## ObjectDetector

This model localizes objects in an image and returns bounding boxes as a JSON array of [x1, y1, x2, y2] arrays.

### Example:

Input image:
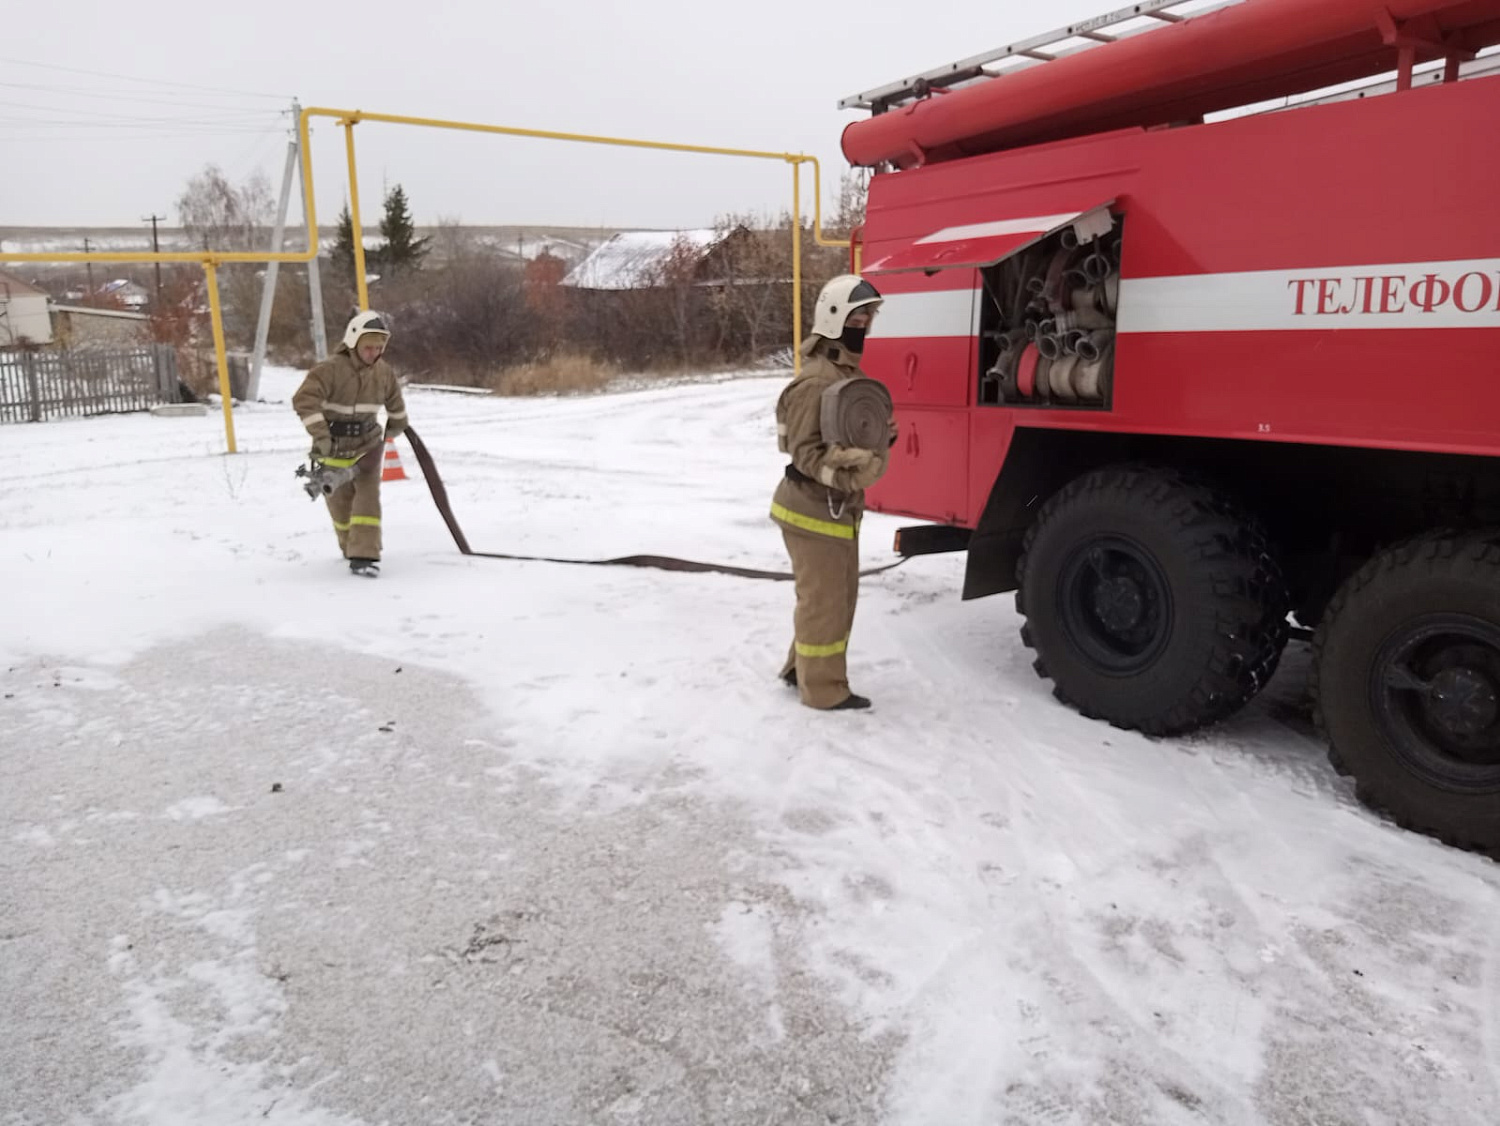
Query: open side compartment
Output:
[[976, 208, 1122, 410]]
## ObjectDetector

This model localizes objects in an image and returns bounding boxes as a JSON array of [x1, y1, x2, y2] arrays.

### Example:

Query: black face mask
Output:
[[839, 324, 867, 354]]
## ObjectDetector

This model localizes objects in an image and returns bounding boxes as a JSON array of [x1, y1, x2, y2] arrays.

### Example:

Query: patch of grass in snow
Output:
[[486, 350, 621, 396]]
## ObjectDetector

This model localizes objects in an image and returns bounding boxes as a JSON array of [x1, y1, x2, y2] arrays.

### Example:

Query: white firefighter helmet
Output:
[[341, 310, 392, 352], [811, 274, 882, 340]]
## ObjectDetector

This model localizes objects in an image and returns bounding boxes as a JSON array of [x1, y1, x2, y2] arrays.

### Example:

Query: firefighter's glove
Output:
[[822, 445, 885, 491], [848, 452, 887, 491], [312, 436, 333, 457], [824, 445, 877, 470]]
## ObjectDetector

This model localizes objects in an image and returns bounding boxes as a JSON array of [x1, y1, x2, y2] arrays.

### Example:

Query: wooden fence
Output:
[[0, 346, 181, 423]]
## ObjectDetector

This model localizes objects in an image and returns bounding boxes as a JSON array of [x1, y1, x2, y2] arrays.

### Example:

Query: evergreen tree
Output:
[[379, 184, 431, 275], [331, 201, 357, 280]]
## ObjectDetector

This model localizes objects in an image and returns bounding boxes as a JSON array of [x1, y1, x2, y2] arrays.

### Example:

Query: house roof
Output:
[[561, 229, 722, 290], [490, 234, 594, 263], [49, 303, 150, 321], [0, 270, 48, 299]]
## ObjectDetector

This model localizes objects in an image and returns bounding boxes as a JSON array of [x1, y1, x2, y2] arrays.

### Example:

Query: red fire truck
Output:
[[847, 0, 1500, 853]]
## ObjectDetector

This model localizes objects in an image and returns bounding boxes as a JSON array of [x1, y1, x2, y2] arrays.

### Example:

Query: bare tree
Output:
[[382, 249, 536, 384], [708, 215, 793, 360], [176, 164, 273, 252], [828, 168, 869, 238], [430, 215, 473, 268], [645, 235, 714, 367]]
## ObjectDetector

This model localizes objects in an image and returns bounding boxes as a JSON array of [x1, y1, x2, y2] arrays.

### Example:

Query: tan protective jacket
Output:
[[770, 336, 890, 537], [292, 349, 408, 460]]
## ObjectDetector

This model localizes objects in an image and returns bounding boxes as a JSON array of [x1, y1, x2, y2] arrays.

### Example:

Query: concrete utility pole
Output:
[[250, 99, 328, 395], [249, 130, 298, 401], [142, 214, 166, 306], [295, 101, 328, 361]]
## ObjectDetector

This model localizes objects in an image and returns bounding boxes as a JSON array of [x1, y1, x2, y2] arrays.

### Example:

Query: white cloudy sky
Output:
[[2, 0, 1142, 231]]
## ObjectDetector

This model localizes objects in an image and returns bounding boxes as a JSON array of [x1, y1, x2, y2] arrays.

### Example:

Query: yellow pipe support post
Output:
[[804, 156, 861, 270], [308, 107, 811, 167], [0, 123, 322, 455], [342, 118, 371, 312], [807, 158, 849, 250], [302, 108, 854, 377], [202, 261, 238, 454], [0, 106, 853, 452], [792, 160, 803, 376]]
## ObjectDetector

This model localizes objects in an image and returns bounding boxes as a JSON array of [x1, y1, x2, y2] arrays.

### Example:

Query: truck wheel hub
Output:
[[1093, 577, 1144, 633], [1375, 619, 1500, 772], [1056, 538, 1173, 674], [1427, 666, 1497, 738]]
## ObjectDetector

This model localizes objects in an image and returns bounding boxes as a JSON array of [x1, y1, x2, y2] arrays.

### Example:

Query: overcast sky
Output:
[[1, 0, 1138, 235]]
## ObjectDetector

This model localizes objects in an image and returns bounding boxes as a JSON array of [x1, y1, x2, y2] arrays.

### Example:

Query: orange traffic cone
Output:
[[381, 439, 408, 482]]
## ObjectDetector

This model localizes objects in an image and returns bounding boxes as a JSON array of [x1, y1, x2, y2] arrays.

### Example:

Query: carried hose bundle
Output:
[[820, 377, 894, 451]]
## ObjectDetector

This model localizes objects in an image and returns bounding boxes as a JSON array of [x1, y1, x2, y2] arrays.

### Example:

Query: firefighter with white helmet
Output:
[[292, 310, 409, 578], [770, 273, 895, 710]]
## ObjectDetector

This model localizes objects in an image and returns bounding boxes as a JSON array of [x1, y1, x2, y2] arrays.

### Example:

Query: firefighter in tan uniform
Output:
[[293, 311, 409, 578], [772, 275, 894, 710]]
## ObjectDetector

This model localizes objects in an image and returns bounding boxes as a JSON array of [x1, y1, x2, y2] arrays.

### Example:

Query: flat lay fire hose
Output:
[[402, 422, 907, 582]]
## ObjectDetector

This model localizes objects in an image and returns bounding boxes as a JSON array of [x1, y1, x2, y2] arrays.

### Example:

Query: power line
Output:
[[0, 112, 283, 131], [0, 56, 291, 100], [0, 110, 284, 128], [0, 95, 276, 116], [0, 78, 281, 110], [0, 127, 288, 141], [0, 125, 285, 135]]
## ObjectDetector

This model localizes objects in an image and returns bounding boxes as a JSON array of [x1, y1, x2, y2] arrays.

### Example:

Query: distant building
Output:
[[98, 279, 151, 310], [524, 250, 570, 318], [496, 235, 593, 266], [561, 229, 729, 291], [49, 304, 150, 351], [0, 270, 54, 347]]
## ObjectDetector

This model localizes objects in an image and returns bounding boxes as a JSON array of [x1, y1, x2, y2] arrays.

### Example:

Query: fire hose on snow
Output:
[[296, 378, 908, 583]]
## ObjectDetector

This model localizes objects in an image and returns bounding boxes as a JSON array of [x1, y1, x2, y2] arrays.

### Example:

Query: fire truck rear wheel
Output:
[[1016, 465, 1289, 736], [1313, 531, 1500, 856]]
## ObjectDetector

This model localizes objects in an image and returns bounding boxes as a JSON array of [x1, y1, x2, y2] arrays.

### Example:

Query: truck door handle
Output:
[[905, 352, 918, 392]]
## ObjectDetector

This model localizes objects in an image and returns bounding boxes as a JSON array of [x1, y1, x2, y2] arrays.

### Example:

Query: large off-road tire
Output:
[[1016, 465, 1289, 736], [1312, 531, 1500, 855]]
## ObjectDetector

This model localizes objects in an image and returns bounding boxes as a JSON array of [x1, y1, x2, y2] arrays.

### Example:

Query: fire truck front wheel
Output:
[[1313, 531, 1500, 855], [1016, 465, 1289, 736]]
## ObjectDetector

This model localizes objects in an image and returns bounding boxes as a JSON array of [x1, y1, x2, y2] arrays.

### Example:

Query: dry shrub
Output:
[[487, 351, 620, 396]]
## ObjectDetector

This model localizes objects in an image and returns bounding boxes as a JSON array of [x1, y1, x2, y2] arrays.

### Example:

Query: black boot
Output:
[[829, 693, 871, 711], [349, 558, 380, 578], [781, 669, 798, 688]]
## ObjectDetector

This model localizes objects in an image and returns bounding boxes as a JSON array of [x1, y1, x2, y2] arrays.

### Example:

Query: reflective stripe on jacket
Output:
[[292, 349, 408, 458]]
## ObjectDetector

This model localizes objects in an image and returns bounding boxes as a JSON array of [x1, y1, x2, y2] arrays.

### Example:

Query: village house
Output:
[[0, 270, 54, 348]]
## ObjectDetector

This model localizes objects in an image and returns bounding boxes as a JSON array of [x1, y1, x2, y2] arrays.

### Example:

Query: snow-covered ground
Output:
[[3, 367, 1497, 1126]]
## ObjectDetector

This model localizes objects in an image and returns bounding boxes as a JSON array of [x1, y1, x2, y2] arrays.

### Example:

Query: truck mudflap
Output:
[[893, 524, 973, 556]]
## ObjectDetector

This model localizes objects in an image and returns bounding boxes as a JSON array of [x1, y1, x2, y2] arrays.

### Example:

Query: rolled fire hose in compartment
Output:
[[979, 211, 1121, 408]]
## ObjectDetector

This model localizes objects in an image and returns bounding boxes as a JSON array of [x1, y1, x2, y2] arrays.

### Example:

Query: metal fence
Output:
[[0, 345, 181, 423]]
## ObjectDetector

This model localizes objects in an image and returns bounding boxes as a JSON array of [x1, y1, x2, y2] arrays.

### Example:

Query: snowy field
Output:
[[3, 367, 1498, 1126]]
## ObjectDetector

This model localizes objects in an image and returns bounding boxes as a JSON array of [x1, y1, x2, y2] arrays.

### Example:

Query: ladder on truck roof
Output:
[[1259, 48, 1500, 111], [838, 0, 1243, 113]]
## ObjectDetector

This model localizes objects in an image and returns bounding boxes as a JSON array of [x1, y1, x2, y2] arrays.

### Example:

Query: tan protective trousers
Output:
[[326, 454, 383, 560], [778, 523, 861, 709]]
